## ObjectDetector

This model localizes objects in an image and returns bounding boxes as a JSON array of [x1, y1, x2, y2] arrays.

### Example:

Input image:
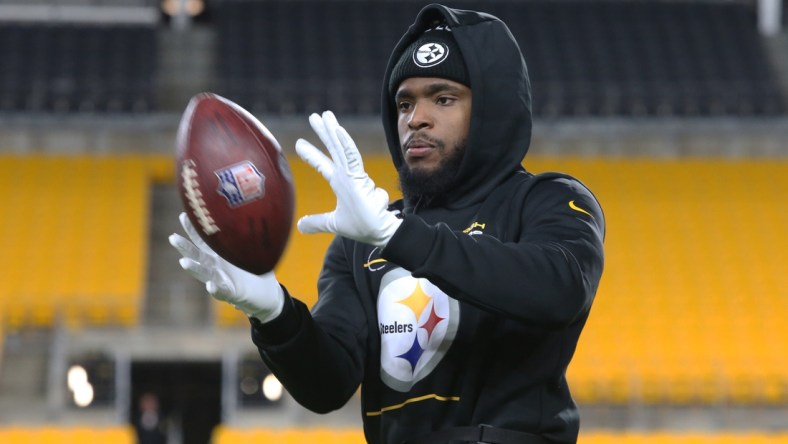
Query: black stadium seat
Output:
[[0, 23, 157, 113], [0, 1, 781, 117], [215, 0, 786, 117]]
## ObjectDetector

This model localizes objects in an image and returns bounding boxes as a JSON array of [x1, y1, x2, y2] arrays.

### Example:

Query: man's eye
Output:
[[398, 102, 412, 111], [437, 97, 455, 105]]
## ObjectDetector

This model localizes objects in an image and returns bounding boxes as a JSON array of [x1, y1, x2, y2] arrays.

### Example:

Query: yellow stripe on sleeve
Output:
[[365, 393, 460, 417]]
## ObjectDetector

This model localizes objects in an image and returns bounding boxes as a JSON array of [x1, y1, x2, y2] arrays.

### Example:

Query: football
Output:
[[175, 93, 295, 275]]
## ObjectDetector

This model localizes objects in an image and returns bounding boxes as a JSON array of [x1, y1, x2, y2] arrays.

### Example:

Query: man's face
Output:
[[395, 77, 472, 174]]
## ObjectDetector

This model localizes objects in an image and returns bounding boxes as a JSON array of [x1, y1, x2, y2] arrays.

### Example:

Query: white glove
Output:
[[295, 110, 402, 247], [168, 212, 285, 323]]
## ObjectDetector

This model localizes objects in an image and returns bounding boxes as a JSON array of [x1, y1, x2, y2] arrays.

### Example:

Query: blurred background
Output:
[[0, 0, 786, 443]]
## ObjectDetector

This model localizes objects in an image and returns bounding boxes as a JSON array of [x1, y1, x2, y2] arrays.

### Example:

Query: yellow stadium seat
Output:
[[560, 158, 788, 405], [210, 428, 788, 444], [0, 155, 152, 328], [218, 157, 788, 404], [580, 431, 788, 444], [0, 426, 134, 444], [11, 154, 774, 405], [211, 426, 367, 444]]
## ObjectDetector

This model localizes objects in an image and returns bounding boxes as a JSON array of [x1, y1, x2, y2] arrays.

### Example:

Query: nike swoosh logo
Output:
[[569, 200, 594, 218]]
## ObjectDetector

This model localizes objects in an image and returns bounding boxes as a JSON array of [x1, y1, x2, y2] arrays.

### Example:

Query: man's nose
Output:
[[408, 104, 432, 130]]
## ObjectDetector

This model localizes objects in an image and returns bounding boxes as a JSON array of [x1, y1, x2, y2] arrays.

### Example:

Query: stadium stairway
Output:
[[156, 22, 216, 113], [142, 184, 210, 327], [763, 31, 788, 106], [0, 329, 51, 423]]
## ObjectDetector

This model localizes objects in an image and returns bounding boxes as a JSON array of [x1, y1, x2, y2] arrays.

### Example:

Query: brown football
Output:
[[175, 93, 295, 275]]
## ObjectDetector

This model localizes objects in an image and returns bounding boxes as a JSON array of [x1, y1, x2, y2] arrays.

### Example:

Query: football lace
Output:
[[182, 160, 220, 235]]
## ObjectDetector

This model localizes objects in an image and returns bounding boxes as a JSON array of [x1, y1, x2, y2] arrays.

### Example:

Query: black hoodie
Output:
[[382, 4, 533, 211], [251, 4, 605, 444]]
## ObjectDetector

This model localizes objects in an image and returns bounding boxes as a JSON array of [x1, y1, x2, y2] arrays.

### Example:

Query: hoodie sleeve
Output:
[[250, 237, 367, 413], [381, 177, 605, 327]]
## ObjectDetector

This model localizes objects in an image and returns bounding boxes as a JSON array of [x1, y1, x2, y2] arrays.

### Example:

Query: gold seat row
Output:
[[1, 155, 784, 405]]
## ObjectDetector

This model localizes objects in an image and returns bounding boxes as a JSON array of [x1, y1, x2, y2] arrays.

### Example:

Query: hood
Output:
[[382, 3, 532, 209]]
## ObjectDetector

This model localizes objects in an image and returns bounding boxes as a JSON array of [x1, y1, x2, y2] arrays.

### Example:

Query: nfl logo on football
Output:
[[215, 161, 266, 207]]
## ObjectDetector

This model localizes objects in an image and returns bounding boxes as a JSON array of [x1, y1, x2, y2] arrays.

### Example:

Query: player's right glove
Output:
[[169, 212, 285, 323], [296, 110, 402, 247]]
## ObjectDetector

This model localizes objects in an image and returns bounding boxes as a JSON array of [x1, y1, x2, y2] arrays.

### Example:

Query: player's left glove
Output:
[[295, 110, 402, 247]]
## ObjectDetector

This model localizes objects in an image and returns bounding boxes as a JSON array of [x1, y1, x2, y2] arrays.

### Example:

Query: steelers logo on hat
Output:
[[388, 28, 469, 95], [413, 42, 449, 68]]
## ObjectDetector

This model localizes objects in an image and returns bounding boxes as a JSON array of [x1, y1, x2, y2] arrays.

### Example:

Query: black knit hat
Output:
[[388, 27, 470, 96]]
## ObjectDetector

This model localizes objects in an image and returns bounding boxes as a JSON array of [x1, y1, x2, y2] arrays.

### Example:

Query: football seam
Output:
[[182, 159, 221, 235], [225, 100, 288, 185]]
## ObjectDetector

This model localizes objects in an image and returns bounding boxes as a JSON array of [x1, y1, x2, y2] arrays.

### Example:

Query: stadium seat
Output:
[[211, 427, 367, 444], [219, 157, 788, 406], [214, 0, 785, 117], [0, 23, 156, 113], [211, 428, 788, 444], [0, 426, 134, 444], [581, 432, 788, 444], [553, 158, 788, 405], [0, 155, 156, 328]]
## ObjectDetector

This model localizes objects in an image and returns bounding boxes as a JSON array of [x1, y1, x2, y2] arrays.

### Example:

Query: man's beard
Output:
[[397, 137, 466, 208]]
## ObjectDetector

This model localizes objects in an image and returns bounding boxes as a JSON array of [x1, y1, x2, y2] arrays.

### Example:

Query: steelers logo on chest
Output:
[[377, 268, 460, 392]]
